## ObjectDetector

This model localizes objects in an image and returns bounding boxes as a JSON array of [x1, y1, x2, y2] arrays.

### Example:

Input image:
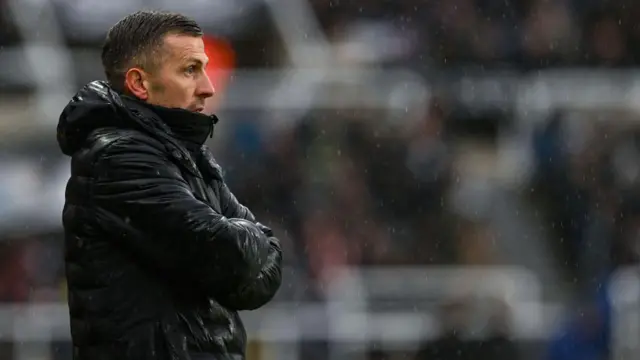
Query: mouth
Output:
[[193, 107, 205, 113]]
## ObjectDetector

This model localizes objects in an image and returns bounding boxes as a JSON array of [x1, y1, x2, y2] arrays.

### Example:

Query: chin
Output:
[[204, 100, 218, 114]]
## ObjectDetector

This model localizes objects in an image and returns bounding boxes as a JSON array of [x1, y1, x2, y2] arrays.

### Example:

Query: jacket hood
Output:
[[57, 80, 218, 156], [57, 81, 135, 155]]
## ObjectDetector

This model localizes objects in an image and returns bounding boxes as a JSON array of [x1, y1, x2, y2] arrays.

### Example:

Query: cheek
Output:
[[164, 77, 192, 106], [150, 73, 198, 108], [173, 76, 197, 95], [148, 81, 166, 97]]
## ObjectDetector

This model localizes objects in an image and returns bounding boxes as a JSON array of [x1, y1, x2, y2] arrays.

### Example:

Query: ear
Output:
[[124, 68, 150, 100]]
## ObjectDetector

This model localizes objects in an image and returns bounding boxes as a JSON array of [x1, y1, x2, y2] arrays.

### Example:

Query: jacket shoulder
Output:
[[88, 127, 163, 153], [71, 128, 165, 175]]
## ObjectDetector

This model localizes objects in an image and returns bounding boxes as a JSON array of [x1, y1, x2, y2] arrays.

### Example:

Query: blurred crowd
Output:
[[312, 0, 640, 69], [226, 103, 456, 281], [1, 0, 640, 360], [2, 0, 640, 69]]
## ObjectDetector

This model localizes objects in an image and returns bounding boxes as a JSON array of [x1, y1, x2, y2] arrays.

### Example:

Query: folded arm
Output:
[[214, 182, 283, 310], [90, 135, 271, 293]]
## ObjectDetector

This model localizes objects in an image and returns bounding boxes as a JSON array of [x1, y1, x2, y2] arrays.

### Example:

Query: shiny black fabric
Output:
[[57, 81, 282, 360]]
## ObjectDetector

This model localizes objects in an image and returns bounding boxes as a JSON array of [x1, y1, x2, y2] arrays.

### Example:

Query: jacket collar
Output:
[[57, 80, 219, 156], [122, 96, 218, 146]]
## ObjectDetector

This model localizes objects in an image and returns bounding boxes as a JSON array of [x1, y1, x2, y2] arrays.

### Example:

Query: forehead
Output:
[[160, 34, 207, 62]]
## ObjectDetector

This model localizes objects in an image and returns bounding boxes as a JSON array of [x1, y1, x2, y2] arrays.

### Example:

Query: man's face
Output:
[[141, 34, 214, 112]]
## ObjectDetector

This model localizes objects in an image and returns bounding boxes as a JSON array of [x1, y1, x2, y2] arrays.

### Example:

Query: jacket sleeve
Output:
[[217, 236, 282, 310], [218, 181, 257, 222], [215, 182, 283, 310], [90, 135, 271, 293]]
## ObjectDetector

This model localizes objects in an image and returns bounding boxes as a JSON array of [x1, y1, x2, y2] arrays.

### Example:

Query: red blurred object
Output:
[[203, 35, 236, 113], [0, 243, 29, 302]]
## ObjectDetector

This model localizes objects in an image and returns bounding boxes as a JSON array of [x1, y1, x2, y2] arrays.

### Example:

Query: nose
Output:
[[197, 73, 215, 99]]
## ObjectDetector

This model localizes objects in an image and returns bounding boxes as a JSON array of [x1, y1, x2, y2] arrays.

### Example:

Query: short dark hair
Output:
[[101, 10, 203, 92]]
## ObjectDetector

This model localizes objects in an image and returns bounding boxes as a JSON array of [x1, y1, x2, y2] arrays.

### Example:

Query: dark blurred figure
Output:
[[475, 299, 519, 360], [547, 296, 610, 360], [532, 112, 640, 291], [416, 298, 519, 360], [367, 347, 391, 360], [415, 299, 474, 360], [0, 240, 28, 303]]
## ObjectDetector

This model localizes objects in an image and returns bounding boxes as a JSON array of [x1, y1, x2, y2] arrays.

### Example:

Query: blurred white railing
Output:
[[0, 266, 553, 360], [10, 264, 640, 360]]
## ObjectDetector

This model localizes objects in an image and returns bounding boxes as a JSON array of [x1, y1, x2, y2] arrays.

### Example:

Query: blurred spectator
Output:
[[0, 240, 29, 303], [416, 297, 519, 360], [531, 111, 640, 291], [547, 290, 611, 360], [476, 299, 519, 360], [415, 299, 475, 360]]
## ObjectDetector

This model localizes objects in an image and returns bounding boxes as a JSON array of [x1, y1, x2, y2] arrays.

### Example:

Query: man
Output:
[[56, 11, 282, 360]]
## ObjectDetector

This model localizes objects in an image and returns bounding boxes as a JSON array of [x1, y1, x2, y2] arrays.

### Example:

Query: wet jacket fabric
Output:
[[57, 80, 282, 360]]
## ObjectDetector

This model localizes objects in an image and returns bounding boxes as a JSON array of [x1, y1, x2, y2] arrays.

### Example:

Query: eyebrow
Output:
[[184, 57, 209, 67]]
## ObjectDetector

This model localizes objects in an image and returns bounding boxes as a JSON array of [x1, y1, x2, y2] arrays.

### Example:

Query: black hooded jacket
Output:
[[57, 81, 282, 360]]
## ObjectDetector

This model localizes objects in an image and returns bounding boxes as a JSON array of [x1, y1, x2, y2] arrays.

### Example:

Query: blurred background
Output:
[[1, 0, 640, 359]]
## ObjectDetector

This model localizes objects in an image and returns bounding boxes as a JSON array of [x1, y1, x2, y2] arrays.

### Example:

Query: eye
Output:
[[185, 65, 197, 75]]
